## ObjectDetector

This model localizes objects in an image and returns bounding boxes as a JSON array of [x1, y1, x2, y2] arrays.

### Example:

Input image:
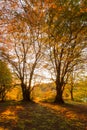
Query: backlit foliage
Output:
[[0, 0, 87, 103]]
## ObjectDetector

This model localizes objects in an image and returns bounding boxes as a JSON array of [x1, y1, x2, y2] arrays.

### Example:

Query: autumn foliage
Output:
[[0, 0, 87, 103]]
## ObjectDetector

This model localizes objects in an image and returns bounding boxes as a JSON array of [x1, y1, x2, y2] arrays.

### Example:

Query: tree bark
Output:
[[70, 85, 74, 101], [54, 82, 64, 104], [21, 83, 31, 102]]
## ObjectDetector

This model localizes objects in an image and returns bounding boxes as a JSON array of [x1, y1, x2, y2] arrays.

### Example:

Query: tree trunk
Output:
[[21, 83, 31, 102], [70, 86, 74, 101], [54, 82, 64, 104], [0, 87, 5, 102]]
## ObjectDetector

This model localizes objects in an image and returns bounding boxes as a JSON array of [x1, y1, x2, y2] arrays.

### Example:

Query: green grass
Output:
[[0, 101, 87, 130]]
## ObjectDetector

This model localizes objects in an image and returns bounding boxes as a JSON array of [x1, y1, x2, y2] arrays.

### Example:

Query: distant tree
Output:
[[68, 72, 75, 101], [0, 60, 12, 101]]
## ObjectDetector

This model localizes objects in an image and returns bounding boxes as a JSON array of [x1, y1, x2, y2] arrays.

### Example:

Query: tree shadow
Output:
[[39, 101, 87, 125], [0, 100, 86, 130], [62, 102, 87, 115]]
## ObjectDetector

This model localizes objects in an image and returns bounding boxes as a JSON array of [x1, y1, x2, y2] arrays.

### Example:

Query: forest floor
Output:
[[0, 100, 87, 130]]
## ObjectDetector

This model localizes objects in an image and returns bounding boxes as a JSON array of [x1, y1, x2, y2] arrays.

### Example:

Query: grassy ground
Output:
[[0, 100, 87, 130]]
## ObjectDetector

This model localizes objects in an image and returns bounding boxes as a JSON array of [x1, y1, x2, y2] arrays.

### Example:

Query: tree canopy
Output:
[[0, 0, 87, 103]]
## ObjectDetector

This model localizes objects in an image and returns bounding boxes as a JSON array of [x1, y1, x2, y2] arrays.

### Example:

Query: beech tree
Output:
[[45, 0, 87, 103], [0, 0, 44, 101]]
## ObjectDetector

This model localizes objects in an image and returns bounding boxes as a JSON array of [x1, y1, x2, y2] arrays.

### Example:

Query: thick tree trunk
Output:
[[54, 82, 64, 104], [21, 83, 31, 102]]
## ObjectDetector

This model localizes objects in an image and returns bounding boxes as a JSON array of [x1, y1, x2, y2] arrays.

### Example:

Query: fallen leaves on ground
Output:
[[0, 101, 87, 130]]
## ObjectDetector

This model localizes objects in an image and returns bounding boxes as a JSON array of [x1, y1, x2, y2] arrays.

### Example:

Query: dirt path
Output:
[[0, 101, 87, 130]]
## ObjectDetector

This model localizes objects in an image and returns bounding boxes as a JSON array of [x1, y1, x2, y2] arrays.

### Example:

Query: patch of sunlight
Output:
[[1, 109, 17, 120], [2, 109, 15, 115], [65, 111, 77, 119], [16, 106, 24, 110], [0, 127, 8, 130], [39, 102, 63, 112]]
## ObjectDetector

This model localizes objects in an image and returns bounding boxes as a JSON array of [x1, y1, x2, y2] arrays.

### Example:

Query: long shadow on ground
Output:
[[0, 101, 86, 130]]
